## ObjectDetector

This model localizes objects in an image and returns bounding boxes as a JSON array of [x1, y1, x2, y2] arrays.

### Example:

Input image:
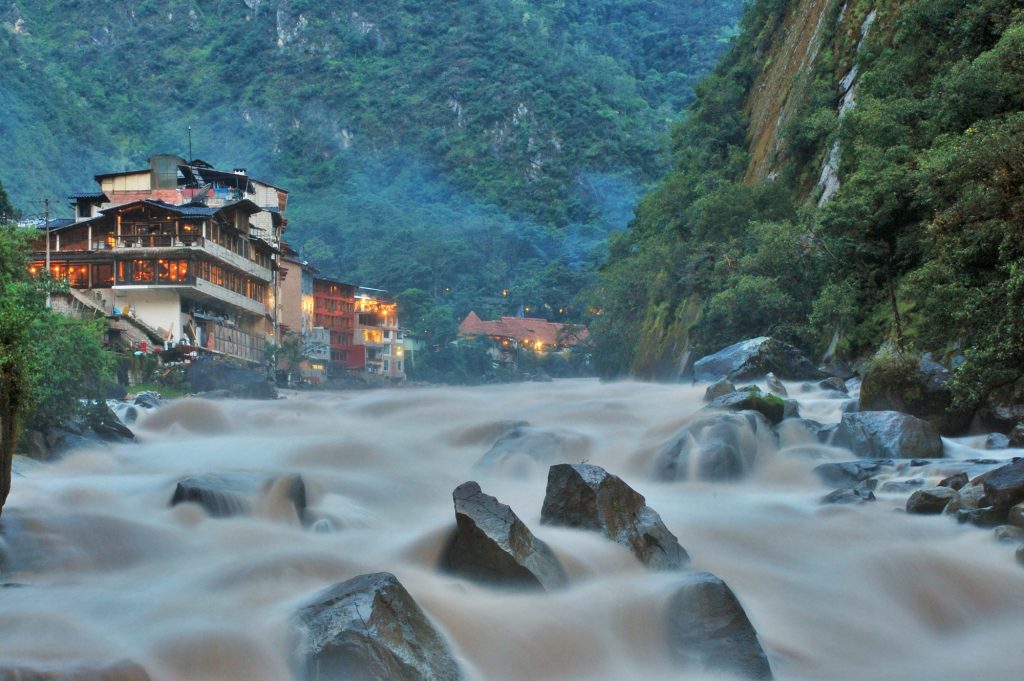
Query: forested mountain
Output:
[[0, 0, 741, 324], [592, 0, 1024, 404]]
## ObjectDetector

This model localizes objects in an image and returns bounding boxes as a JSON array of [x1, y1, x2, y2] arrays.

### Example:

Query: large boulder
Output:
[[474, 425, 588, 473], [170, 473, 308, 522], [656, 412, 776, 482], [293, 572, 463, 681], [440, 481, 567, 590], [541, 464, 688, 570], [693, 337, 822, 382], [860, 354, 971, 435], [813, 460, 894, 488], [703, 378, 736, 402], [185, 356, 277, 400], [0, 661, 152, 680], [665, 572, 773, 680], [703, 388, 786, 425], [832, 411, 943, 459], [980, 459, 1024, 509], [906, 487, 959, 514]]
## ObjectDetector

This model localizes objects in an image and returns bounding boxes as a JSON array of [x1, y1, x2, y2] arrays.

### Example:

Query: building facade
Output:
[[312, 276, 359, 375], [31, 155, 286, 364], [355, 287, 405, 381]]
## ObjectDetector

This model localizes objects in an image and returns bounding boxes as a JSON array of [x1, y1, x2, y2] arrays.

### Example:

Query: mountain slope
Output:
[[592, 0, 1024, 403], [0, 0, 742, 322]]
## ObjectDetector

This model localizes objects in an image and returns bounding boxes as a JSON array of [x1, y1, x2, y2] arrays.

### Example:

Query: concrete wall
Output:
[[112, 288, 182, 342]]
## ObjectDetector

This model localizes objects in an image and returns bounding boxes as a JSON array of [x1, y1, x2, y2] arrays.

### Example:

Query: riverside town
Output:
[[4, 1, 1024, 679], [25, 154, 587, 388]]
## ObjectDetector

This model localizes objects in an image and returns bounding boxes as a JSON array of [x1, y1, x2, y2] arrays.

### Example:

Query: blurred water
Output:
[[1, 379, 1022, 680]]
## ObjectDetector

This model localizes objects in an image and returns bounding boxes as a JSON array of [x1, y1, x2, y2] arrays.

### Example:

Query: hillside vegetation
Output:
[[592, 0, 1024, 406], [0, 0, 741, 326]]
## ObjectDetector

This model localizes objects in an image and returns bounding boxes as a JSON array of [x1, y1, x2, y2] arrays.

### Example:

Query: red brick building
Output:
[[312, 276, 359, 373]]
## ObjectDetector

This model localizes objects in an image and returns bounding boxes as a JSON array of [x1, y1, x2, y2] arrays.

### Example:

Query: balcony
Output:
[[106, 235, 272, 282]]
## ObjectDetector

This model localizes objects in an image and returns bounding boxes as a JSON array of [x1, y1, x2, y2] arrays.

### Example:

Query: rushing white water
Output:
[[2, 379, 1024, 680]]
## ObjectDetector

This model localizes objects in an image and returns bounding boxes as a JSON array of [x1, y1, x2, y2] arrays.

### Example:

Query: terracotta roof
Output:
[[458, 312, 588, 347]]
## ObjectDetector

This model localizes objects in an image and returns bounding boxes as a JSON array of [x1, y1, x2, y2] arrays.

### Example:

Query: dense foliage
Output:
[[593, 0, 1024, 406], [0, 0, 742, 330], [1, 197, 114, 516]]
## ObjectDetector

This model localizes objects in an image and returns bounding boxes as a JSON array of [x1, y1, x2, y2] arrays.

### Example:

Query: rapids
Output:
[[2, 379, 1023, 680]]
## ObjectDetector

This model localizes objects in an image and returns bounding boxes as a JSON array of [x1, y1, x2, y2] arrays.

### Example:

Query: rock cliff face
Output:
[[743, 0, 893, 191], [744, 0, 837, 184]]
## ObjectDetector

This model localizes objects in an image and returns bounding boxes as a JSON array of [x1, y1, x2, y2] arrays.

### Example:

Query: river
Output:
[[1, 379, 1023, 680]]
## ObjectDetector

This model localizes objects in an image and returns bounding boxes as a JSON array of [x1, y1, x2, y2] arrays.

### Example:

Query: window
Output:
[[383, 360, 389, 372], [132, 259, 153, 283], [69, 265, 89, 287], [158, 259, 189, 283], [92, 263, 114, 287]]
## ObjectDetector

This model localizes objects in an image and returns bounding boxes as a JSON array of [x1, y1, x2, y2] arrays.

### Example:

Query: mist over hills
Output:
[[0, 0, 742, 320]]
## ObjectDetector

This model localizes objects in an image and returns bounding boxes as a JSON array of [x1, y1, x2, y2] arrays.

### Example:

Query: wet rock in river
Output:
[[1009, 424, 1024, 447], [981, 459, 1024, 509], [693, 336, 823, 382], [985, 433, 1010, 450], [293, 572, 463, 681], [541, 464, 688, 570], [1008, 503, 1024, 528], [665, 572, 773, 680], [906, 487, 959, 514], [1017, 545, 1024, 567], [440, 481, 567, 590], [822, 479, 876, 504], [832, 411, 943, 459], [170, 473, 308, 522], [939, 472, 969, 491], [813, 460, 893, 489], [818, 377, 848, 393], [765, 372, 787, 396], [956, 506, 1005, 528], [132, 391, 165, 410], [880, 479, 924, 493], [474, 425, 588, 473], [944, 483, 988, 513], [0, 661, 152, 680], [993, 525, 1024, 544], [656, 412, 775, 482], [704, 388, 786, 426], [703, 378, 736, 402], [860, 355, 971, 435]]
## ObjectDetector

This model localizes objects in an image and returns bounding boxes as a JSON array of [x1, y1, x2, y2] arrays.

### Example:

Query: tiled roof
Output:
[[68, 191, 108, 201], [40, 218, 75, 231], [458, 312, 588, 347]]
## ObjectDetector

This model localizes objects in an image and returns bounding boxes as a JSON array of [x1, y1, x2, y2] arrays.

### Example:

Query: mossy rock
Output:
[[860, 349, 970, 435], [704, 387, 786, 425]]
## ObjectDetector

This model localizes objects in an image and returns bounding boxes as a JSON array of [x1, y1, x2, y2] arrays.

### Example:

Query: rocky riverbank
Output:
[[3, 340, 1024, 680]]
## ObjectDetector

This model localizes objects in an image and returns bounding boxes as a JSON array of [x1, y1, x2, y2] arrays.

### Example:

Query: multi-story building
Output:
[[277, 245, 329, 382], [31, 155, 286, 364], [355, 287, 405, 382], [312, 275, 359, 375]]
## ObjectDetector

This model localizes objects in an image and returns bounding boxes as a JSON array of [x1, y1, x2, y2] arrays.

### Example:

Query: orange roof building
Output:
[[458, 312, 588, 350]]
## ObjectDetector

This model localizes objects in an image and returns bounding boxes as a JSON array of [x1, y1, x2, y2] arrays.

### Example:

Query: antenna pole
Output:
[[44, 197, 51, 309], [188, 126, 193, 163]]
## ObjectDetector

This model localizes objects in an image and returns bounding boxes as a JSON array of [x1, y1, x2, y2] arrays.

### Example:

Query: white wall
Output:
[[113, 288, 182, 342]]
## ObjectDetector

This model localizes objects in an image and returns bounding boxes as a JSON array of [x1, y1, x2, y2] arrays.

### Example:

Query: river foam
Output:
[[2, 379, 1023, 680]]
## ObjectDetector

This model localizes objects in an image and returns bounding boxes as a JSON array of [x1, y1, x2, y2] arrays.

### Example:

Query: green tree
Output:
[[1, 220, 114, 518]]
